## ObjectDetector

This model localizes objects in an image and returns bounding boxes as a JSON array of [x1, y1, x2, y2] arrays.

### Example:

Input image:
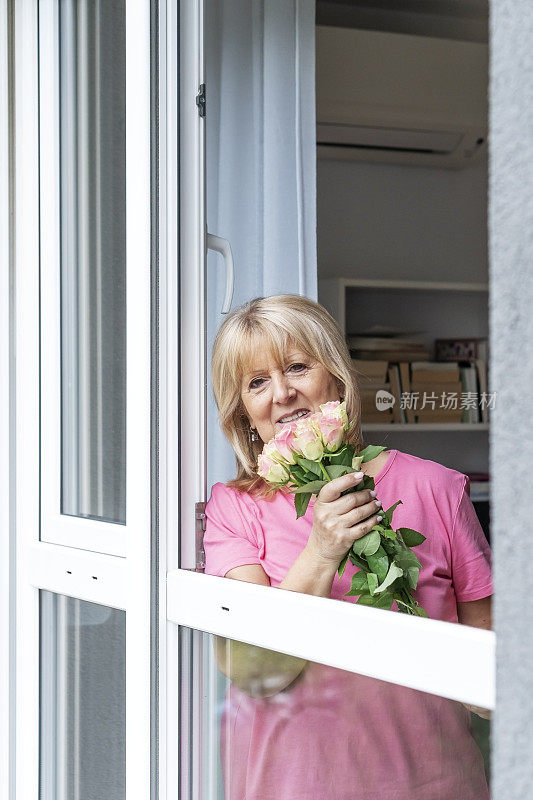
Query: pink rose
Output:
[[319, 400, 349, 429], [317, 413, 345, 452], [257, 452, 289, 484], [293, 425, 324, 461], [273, 424, 298, 464]]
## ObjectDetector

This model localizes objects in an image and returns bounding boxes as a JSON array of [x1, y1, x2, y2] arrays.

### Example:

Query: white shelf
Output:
[[470, 481, 490, 502], [318, 277, 489, 337], [362, 423, 489, 431]]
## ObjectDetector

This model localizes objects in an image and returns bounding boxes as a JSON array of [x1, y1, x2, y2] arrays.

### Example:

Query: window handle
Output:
[[207, 232, 235, 314]]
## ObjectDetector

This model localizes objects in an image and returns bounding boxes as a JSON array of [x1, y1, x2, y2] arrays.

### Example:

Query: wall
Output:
[[317, 158, 488, 283], [490, 1, 533, 797]]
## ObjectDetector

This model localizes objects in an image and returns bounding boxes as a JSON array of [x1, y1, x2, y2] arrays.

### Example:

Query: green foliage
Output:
[[328, 445, 355, 466], [351, 530, 381, 557], [325, 464, 353, 479], [357, 445, 386, 463], [397, 527, 426, 547], [294, 492, 312, 519], [286, 441, 428, 616], [293, 480, 327, 495]]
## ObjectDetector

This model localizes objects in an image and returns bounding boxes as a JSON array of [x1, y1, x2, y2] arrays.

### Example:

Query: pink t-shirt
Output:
[[204, 449, 492, 800]]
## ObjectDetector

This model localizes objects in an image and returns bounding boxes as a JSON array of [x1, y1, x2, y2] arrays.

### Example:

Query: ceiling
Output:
[[316, 0, 489, 43]]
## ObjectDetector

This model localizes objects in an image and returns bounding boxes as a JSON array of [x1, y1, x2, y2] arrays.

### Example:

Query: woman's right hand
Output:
[[306, 471, 383, 568]]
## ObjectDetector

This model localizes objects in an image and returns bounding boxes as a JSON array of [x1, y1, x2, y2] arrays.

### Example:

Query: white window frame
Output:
[[38, 0, 150, 557], [0, 1, 12, 796], [13, 0, 154, 797], [167, 16, 495, 799]]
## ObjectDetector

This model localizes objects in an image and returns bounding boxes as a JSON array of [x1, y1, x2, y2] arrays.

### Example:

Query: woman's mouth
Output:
[[276, 409, 310, 425]]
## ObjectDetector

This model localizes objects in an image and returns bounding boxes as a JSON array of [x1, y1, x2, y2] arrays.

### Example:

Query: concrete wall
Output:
[[490, 2, 533, 797]]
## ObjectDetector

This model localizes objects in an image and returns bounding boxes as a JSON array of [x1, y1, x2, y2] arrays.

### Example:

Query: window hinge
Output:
[[195, 501, 206, 571], [196, 83, 206, 117]]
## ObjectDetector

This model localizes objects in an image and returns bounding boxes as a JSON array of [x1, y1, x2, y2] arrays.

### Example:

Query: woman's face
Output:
[[240, 342, 342, 444]]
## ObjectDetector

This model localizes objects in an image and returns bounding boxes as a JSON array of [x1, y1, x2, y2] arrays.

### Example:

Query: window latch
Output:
[[195, 501, 206, 571], [196, 84, 206, 117]]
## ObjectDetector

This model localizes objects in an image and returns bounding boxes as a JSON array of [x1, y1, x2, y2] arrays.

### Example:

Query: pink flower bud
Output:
[[273, 424, 298, 464], [317, 413, 345, 452], [293, 425, 324, 461], [257, 452, 289, 484]]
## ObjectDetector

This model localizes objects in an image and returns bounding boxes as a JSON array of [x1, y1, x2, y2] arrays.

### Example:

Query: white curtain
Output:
[[205, 0, 317, 488]]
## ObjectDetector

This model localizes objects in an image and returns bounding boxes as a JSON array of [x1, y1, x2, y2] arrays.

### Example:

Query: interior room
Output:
[[315, 0, 490, 511]]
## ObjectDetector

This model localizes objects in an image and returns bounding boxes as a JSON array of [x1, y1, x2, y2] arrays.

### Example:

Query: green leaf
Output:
[[348, 552, 368, 571], [351, 455, 364, 472], [356, 591, 394, 610], [394, 549, 422, 571], [367, 573, 378, 596], [366, 545, 389, 583], [294, 492, 312, 518], [371, 523, 396, 540], [382, 500, 402, 526], [355, 445, 386, 463], [297, 458, 323, 477], [325, 464, 352, 479], [346, 570, 369, 596], [338, 553, 349, 579], [351, 530, 380, 557], [397, 527, 426, 547], [406, 566, 420, 589], [359, 475, 375, 492], [374, 561, 403, 594], [328, 445, 355, 466], [293, 480, 327, 494]]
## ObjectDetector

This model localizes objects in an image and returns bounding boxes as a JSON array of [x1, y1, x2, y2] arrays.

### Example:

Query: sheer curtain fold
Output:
[[206, 0, 317, 486]]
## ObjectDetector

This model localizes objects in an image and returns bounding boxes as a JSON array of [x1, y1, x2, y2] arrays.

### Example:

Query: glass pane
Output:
[[180, 627, 491, 800], [59, 0, 127, 523], [40, 591, 126, 800]]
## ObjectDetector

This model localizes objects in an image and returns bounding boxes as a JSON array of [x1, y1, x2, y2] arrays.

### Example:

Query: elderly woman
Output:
[[204, 294, 492, 800]]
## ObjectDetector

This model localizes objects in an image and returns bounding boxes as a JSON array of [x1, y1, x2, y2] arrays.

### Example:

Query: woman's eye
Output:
[[288, 363, 307, 373], [249, 377, 265, 390]]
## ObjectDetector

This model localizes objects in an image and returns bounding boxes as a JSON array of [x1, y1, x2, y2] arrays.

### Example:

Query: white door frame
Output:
[[12, 0, 153, 796], [169, 13, 495, 799]]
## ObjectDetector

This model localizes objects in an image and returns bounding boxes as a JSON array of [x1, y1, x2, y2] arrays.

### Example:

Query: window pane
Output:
[[59, 0, 126, 523], [40, 591, 126, 800], [180, 628, 491, 800]]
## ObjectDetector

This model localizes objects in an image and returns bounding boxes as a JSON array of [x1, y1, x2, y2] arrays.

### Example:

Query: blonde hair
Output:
[[211, 294, 365, 497]]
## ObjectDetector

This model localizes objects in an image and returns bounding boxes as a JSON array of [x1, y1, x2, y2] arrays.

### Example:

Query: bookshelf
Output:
[[318, 277, 490, 477]]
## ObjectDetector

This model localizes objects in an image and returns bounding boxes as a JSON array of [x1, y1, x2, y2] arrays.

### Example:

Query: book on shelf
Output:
[[435, 338, 489, 424], [351, 348, 431, 362], [347, 329, 430, 363], [410, 362, 460, 382], [459, 363, 480, 423], [410, 380, 463, 396], [387, 364, 404, 424], [398, 362, 416, 424], [435, 337, 488, 363], [415, 407, 464, 423], [351, 359, 389, 383], [362, 411, 394, 424], [348, 335, 427, 351], [474, 357, 489, 423]]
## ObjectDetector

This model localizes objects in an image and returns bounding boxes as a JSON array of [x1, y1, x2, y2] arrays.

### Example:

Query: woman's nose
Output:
[[271, 373, 296, 404]]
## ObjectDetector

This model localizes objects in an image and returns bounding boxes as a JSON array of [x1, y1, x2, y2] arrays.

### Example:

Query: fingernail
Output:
[[376, 515, 383, 522], [352, 472, 363, 479], [370, 490, 377, 497]]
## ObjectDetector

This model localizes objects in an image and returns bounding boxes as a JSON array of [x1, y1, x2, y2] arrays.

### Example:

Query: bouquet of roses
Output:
[[257, 400, 427, 616]]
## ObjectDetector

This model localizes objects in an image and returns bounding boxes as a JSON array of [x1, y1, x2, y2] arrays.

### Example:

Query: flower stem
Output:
[[319, 462, 330, 482]]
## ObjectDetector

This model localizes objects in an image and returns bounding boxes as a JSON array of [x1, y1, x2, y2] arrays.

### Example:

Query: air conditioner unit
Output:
[[316, 26, 488, 169]]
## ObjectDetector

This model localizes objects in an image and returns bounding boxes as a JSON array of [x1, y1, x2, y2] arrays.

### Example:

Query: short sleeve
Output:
[[451, 476, 493, 602], [204, 482, 263, 578]]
